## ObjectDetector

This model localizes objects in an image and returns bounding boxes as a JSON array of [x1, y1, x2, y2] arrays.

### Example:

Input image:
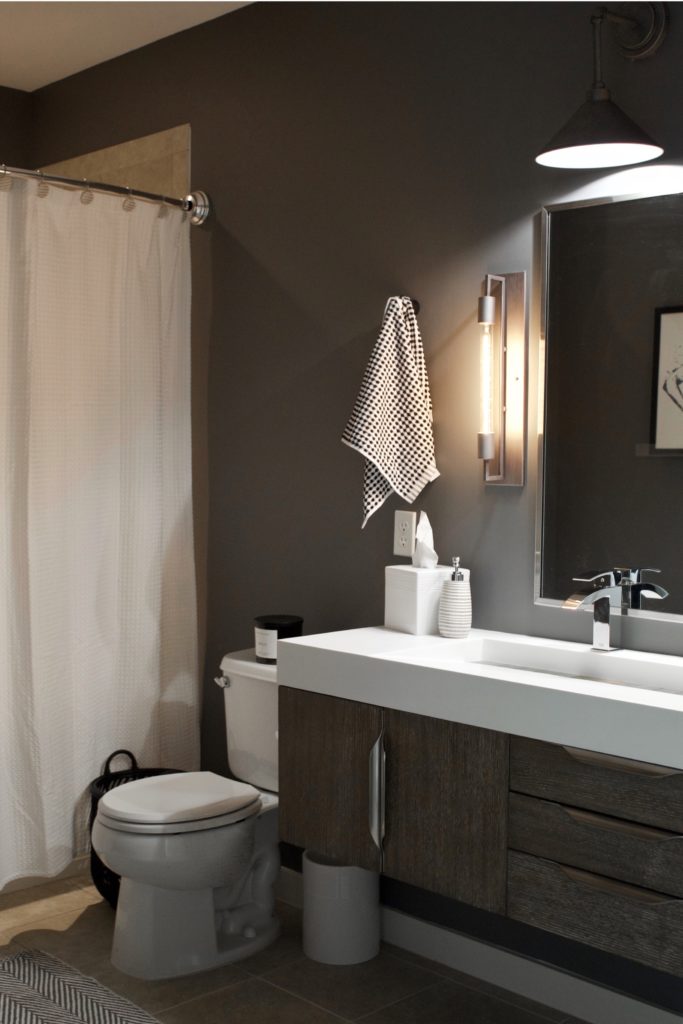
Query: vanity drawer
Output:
[[508, 851, 683, 976], [509, 792, 683, 898], [510, 737, 683, 832]]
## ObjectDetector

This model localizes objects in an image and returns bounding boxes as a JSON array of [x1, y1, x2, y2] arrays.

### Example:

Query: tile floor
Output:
[[0, 874, 589, 1023]]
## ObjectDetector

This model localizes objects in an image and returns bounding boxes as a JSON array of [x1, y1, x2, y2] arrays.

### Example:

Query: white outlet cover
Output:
[[393, 510, 417, 557]]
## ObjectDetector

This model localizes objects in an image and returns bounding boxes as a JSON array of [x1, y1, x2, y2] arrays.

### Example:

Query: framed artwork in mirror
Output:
[[652, 307, 683, 450]]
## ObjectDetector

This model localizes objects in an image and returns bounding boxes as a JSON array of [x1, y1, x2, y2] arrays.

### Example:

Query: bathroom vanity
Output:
[[278, 627, 683, 979]]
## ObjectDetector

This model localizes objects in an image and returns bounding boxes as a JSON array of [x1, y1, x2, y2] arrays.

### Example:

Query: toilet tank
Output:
[[217, 649, 279, 792]]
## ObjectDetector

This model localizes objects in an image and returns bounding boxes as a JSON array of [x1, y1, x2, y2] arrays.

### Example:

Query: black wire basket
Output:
[[88, 749, 184, 908]]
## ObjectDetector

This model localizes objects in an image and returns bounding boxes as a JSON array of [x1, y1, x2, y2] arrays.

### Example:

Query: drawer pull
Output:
[[559, 804, 679, 842], [369, 728, 386, 863], [562, 746, 681, 779], [558, 864, 677, 905]]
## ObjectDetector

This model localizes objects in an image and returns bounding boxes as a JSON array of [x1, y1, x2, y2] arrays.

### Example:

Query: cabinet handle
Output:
[[561, 746, 681, 779], [369, 728, 386, 862], [558, 804, 678, 842], [558, 863, 677, 905]]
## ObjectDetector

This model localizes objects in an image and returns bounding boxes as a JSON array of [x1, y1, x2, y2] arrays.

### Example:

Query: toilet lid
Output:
[[99, 771, 260, 825]]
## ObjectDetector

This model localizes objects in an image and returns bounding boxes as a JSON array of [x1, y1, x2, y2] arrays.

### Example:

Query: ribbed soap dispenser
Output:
[[438, 556, 472, 639]]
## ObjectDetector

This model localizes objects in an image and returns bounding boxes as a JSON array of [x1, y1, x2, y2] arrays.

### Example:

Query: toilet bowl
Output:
[[92, 650, 280, 979]]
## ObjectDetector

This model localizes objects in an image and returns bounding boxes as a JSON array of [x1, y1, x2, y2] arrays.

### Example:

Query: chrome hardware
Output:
[[213, 674, 230, 688], [183, 190, 211, 225], [369, 728, 386, 868], [564, 566, 668, 651]]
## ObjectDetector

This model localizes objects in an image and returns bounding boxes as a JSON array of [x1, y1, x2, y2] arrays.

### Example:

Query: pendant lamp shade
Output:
[[535, 4, 667, 171], [536, 92, 663, 169]]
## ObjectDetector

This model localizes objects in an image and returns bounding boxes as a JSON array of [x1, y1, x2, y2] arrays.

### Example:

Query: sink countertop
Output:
[[277, 627, 683, 770]]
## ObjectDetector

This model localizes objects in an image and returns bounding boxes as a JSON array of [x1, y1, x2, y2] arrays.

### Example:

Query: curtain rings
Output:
[[80, 178, 94, 205], [36, 170, 49, 199], [122, 186, 135, 212]]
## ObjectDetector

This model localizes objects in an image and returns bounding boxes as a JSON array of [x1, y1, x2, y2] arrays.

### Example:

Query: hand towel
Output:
[[342, 296, 439, 527]]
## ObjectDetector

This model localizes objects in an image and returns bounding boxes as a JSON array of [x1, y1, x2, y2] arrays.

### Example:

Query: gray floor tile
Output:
[[13, 899, 250, 1014], [242, 901, 305, 976], [359, 978, 564, 1023], [0, 938, 24, 960], [159, 976, 345, 1024], [262, 948, 439, 1020], [383, 944, 568, 1022]]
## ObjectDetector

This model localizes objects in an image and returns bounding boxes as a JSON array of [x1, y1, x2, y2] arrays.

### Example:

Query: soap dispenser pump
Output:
[[438, 556, 472, 639]]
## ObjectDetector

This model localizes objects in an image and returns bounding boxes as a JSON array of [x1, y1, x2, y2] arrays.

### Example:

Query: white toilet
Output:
[[91, 649, 279, 980]]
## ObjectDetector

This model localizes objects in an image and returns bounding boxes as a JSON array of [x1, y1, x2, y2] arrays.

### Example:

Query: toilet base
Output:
[[112, 877, 280, 980]]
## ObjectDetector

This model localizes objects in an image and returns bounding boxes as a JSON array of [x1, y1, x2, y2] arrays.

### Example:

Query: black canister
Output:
[[254, 614, 303, 664]]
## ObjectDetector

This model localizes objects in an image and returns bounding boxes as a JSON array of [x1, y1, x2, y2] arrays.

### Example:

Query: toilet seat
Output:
[[97, 771, 261, 834]]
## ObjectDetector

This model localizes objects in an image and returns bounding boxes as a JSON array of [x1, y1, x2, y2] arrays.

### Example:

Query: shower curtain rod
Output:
[[0, 164, 211, 225]]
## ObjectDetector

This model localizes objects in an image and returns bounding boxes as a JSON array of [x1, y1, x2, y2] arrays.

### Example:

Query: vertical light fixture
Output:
[[476, 272, 527, 486], [477, 283, 498, 463], [535, 4, 667, 170]]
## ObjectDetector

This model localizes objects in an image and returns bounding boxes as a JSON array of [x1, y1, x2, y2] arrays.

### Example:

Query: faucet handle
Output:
[[572, 570, 617, 588], [632, 567, 661, 583], [612, 567, 661, 584]]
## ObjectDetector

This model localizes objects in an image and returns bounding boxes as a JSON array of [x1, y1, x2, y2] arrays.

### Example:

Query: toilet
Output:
[[91, 649, 279, 980]]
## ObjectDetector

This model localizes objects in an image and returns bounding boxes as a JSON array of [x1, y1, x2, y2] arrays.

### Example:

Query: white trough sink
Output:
[[387, 633, 683, 697]]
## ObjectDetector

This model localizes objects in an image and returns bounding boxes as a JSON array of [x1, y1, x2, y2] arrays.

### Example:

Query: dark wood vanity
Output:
[[279, 687, 683, 979]]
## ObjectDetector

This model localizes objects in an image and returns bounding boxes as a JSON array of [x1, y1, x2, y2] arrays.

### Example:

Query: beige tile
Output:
[[0, 877, 101, 932], [159, 977, 344, 1024], [383, 945, 567, 1022], [361, 978, 561, 1023], [262, 949, 438, 1020], [242, 902, 304, 976]]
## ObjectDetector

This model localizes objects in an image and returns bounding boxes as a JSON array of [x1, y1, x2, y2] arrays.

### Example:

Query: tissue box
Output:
[[384, 565, 453, 635]]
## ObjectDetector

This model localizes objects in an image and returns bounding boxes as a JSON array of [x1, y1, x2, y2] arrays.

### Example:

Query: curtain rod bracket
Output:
[[183, 190, 211, 226]]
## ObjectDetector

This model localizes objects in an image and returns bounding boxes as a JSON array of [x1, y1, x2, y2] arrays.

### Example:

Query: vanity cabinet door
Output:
[[278, 687, 382, 871], [383, 710, 508, 912]]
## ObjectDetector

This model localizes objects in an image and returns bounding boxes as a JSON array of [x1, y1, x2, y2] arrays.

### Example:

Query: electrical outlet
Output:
[[393, 510, 417, 557]]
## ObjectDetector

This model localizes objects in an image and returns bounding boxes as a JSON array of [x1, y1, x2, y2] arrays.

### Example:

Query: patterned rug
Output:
[[0, 950, 159, 1023]]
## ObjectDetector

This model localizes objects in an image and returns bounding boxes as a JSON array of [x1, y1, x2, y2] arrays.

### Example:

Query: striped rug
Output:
[[0, 950, 159, 1023]]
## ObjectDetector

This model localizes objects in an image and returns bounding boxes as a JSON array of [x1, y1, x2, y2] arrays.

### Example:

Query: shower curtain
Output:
[[0, 178, 200, 887]]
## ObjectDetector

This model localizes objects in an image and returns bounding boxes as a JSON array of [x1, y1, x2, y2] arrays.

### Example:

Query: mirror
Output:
[[538, 189, 683, 616]]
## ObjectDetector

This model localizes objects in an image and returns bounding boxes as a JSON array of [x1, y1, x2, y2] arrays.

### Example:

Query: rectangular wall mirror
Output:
[[537, 189, 683, 618]]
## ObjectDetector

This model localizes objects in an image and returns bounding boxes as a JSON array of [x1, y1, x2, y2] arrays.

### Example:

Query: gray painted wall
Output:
[[0, 85, 33, 165], [23, 2, 683, 773]]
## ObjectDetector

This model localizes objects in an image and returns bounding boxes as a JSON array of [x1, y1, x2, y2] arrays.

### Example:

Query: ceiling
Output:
[[0, 2, 250, 92]]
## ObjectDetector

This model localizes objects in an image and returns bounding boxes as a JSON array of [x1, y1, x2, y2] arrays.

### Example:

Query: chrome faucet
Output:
[[563, 568, 668, 652]]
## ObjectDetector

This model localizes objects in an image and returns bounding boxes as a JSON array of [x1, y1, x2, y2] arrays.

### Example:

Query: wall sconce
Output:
[[476, 272, 527, 486], [535, 4, 667, 170]]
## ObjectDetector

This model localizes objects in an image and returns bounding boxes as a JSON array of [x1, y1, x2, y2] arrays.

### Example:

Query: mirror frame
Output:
[[534, 187, 683, 624]]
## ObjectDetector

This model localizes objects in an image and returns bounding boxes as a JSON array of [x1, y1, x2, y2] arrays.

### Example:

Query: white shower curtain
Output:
[[0, 179, 200, 887]]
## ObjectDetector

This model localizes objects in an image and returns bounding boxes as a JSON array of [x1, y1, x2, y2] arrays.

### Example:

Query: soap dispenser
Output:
[[438, 557, 472, 639]]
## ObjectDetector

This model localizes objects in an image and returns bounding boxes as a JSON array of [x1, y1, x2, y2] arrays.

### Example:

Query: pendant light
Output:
[[536, 3, 667, 170]]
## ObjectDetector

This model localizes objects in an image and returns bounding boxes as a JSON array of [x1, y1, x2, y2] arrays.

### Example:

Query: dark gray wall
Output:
[[27, 2, 683, 774], [1, 85, 33, 165]]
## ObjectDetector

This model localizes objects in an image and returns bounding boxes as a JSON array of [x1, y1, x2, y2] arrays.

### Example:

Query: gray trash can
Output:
[[302, 850, 380, 964]]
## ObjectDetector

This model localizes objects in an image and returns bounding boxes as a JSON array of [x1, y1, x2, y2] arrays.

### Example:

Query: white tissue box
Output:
[[384, 565, 453, 636]]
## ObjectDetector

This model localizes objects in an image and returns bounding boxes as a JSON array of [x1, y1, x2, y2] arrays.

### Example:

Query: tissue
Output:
[[412, 511, 438, 569]]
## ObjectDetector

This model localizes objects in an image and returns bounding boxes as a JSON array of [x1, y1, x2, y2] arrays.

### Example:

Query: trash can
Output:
[[302, 850, 380, 964]]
